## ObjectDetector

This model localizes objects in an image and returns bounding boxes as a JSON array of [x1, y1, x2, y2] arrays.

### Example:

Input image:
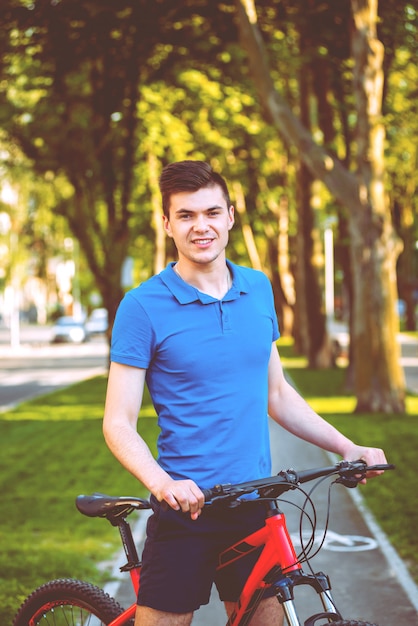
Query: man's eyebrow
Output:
[[174, 205, 226, 214]]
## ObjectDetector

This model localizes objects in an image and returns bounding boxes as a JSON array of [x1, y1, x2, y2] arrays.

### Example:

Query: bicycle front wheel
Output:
[[13, 578, 133, 626]]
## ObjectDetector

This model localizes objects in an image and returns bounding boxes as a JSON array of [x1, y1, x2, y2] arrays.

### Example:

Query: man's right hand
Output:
[[156, 478, 205, 520]]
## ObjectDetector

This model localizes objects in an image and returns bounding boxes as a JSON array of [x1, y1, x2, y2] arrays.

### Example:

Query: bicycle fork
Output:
[[273, 570, 341, 626]]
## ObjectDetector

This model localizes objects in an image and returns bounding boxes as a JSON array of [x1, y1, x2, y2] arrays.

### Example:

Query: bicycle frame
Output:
[[217, 502, 340, 626]]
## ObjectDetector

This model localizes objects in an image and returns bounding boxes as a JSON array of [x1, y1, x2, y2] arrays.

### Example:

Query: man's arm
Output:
[[267, 344, 387, 477], [103, 362, 204, 518]]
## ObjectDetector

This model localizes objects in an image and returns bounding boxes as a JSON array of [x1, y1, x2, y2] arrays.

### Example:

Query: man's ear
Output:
[[228, 205, 235, 230], [162, 214, 173, 238]]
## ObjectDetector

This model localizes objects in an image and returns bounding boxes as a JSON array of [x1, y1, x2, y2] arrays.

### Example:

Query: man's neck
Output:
[[174, 260, 231, 299]]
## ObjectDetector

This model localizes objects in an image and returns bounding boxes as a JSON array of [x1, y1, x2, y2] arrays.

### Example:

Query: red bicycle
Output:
[[13, 459, 394, 626]]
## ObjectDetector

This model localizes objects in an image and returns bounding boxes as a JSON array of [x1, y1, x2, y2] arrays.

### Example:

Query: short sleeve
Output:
[[110, 291, 155, 368]]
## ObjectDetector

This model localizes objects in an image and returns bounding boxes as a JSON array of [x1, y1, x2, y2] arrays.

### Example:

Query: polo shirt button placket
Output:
[[219, 300, 232, 333]]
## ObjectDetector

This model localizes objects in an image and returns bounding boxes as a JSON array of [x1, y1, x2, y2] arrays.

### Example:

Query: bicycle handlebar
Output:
[[75, 461, 395, 520], [201, 460, 395, 505]]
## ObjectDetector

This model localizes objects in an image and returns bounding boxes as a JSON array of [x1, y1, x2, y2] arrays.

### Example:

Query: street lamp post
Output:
[[0, 182, 20, 348], [324, 226, 334, 322], [9, 230, 20, 348]]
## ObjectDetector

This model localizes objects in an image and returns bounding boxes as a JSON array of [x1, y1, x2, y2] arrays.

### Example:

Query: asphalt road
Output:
[[0, 324, 108, 411], [401, 334, 418, 394]]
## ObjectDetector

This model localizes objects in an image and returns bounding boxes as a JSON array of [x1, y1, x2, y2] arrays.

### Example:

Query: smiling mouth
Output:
[[192, 238, 213, 245]]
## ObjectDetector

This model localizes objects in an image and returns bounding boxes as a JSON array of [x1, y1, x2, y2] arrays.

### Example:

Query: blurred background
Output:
[[0, 0, 417, 413]]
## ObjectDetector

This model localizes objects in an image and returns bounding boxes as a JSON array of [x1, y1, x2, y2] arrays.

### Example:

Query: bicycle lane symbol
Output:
[[290, 530, 378, 552]]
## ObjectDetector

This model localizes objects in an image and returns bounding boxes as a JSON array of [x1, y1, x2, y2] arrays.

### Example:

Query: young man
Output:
[[103, 160, 387, 626]]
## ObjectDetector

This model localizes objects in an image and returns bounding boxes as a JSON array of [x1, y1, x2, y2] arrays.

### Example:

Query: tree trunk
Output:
[[263, 193, 295, 337], [293, 164, 310, 358], [147, 152, 166, 275], [395, 145, 417, 332], [64, 187, 126, 344], [232, 180, 263, 271], [350, 0, 404, 411], [297, 35, 331, 368], [235, 0, 405, 411]]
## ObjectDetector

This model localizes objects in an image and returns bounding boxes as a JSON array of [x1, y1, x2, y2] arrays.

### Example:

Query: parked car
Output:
[[85, 308, 108, 335], [51, 316, 89, 344], [328, 319, 349, 360]]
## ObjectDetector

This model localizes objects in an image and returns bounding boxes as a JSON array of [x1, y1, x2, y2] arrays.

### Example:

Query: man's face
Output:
[[162, 185, 235, 266]]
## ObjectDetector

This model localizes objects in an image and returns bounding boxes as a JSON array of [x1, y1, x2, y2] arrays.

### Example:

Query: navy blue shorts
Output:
[[137, 496, 277, 614]]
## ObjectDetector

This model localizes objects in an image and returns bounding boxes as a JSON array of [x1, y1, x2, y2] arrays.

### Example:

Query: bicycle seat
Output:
[[76, 492, 151, 522]]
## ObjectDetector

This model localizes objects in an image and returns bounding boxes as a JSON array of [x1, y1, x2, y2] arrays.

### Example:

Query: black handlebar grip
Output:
[[370, 463, 396, 471], [202, 488, 215, 502]]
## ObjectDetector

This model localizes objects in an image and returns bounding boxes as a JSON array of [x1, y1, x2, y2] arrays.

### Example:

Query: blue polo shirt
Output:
[[110, 261, 280, 488]]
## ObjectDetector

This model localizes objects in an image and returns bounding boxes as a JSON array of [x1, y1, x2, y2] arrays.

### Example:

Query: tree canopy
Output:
[[0, 0, 417, 412]]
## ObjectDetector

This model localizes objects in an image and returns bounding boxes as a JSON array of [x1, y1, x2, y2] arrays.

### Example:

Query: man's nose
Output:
[[193, 214, 209, 231]]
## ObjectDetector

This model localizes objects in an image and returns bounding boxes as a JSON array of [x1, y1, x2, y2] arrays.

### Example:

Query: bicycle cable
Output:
[[256, 478, 325, 570], [259, 475, 344, 618], [298, 476, 344, 618], [273, 474, 337, 570], [299, 474, 335, 565]]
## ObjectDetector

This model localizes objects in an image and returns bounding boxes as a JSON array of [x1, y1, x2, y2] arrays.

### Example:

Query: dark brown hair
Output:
[[159, 160, 231, 217]]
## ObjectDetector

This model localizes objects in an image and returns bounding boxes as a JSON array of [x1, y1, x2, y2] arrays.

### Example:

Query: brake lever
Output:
[[336, 461, 395, 488], [206, 487, 248, 507], [336, 474, 363, 488]]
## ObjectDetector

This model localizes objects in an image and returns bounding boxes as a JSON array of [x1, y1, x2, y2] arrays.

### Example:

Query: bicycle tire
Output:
[[13, 578, 134, 626]]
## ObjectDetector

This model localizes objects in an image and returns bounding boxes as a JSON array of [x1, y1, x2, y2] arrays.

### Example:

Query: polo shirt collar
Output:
[[159, 261, 249, 305]]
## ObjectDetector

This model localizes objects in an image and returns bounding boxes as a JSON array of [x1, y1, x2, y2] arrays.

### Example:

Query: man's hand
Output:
[[156, 478, 205, 520], [342, 444, 388, 484]]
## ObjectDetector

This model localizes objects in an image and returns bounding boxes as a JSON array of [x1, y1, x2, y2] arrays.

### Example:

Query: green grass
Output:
[[2, 343, 417, 623], [0, 377, 159, 624]]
